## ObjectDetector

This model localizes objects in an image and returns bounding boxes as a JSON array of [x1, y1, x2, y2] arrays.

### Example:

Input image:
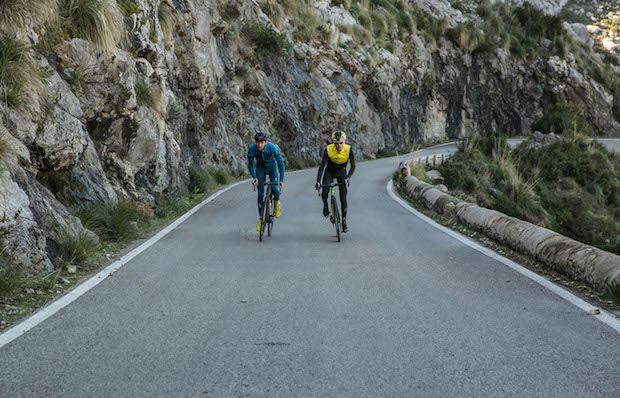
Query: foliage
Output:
[[531, 103, 590, 135], [188, 166, 216, 193], [0, 0, 58, 29], [76, 200, 148, 242], [440, 134, 620, 253], [0, 134, 10, 161], [0, 34, 46, 108], [243, 24, 289, 56], [61, 0, 125, 52], [158, 1, 176, 48], [117, 0, 138, 15], [154, 194, 192, 219], [135, 81, 162, 110], [471, 2, 571, 59], [59, 230, 99, 268]]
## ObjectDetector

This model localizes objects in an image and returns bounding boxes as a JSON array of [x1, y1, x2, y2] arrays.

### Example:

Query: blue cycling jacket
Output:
[[247, 142, 285, 181]]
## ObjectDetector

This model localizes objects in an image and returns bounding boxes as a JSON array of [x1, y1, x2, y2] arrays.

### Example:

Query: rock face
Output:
[[0, 0, 618, 272]]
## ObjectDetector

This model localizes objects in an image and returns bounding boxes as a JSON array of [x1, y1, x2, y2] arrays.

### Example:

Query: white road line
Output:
[[387, 179, 620, 334], [0, 180, 248, 349]]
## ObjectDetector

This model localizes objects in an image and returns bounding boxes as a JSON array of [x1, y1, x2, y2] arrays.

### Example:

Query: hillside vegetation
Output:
[[438, 133, 620, 254]]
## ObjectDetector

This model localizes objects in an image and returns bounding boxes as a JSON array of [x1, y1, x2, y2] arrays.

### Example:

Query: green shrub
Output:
[[0, 34, 46, 108], [243, 24, 289, 56], [531, 103, 589, 135], [61, 0, 125, 52], [155, 194, 191, 219], [0, 134, 10, 161], [610, 283, 620, 305], [117, 0, 138, 15], [212, 168, 232, 185], [188, 166, 216, 193], [77, 200, 147, 242], [0, 265, 21, 295], [59, 230, 99, 267]]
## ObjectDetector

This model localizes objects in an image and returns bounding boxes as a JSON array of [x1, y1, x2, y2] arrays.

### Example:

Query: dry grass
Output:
[[0, 0, 59, 31], [61, 0, 125, 52]]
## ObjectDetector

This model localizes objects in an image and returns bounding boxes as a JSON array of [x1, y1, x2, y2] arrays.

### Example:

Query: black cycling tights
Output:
[[321, 173, 347, 218]]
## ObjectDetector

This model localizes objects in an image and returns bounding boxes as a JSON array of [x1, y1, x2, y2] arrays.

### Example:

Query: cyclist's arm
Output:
[[316, 148, 328, 182], [346, 150, 356, 179], [247, 148, 257, 180], [273, 147, 285, 182]]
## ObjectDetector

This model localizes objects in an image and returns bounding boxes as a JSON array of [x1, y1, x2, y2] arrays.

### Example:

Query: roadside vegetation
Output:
[[0, 34, 49, 108], [0, 167, 245, 330], [437, 133, 620, 255]]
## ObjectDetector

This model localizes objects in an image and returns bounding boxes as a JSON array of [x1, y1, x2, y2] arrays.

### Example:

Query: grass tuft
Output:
[[0, 34, 46, 108], [0, 0, 59, 30], [76, 200, 147, 242], [61, 0, 125, 52], [59, 230, 99, 268], [158, 1, 176, 48]]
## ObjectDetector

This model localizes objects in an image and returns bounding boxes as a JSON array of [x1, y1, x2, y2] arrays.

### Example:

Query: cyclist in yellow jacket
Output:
[[315, 131, 356, 232]]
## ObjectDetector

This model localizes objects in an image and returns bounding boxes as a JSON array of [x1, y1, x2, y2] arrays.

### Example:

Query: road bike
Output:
[[319, 181, 346, 242], [254, 181, 279, 241]]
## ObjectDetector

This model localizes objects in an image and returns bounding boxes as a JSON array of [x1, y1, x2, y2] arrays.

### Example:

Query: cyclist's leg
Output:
[[336, 175, 348, 218], [321, 173, 332, 217], [267, 168, 281, 217], [267, 168, 280, 201], [256, 168, 266, 216]]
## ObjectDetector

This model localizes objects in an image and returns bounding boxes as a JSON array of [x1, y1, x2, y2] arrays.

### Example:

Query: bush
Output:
[[0, 265, 21, 295], [531, 103, 589, 135], [155, 194, 191, 219], [188, 166, 216, 193], [243, 24, 289, 56], [61, 0, 125, 52]]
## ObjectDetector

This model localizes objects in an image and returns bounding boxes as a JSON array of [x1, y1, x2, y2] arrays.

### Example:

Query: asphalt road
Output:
[[1, 155, 619, 397]]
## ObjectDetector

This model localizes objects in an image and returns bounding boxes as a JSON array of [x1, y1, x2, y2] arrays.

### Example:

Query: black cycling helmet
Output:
[[254, 132, 269, 141]]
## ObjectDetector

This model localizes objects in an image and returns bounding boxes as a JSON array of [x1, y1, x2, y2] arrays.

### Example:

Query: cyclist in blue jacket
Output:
[[248, 132, 285, 231]]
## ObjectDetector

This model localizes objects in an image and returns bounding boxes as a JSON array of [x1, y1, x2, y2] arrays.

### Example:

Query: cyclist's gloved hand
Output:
[[252, 179, 258, 187], [315, 181, 321, 191]]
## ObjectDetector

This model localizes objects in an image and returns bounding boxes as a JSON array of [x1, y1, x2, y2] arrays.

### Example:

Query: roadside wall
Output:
[[398, 161, 620, 292]]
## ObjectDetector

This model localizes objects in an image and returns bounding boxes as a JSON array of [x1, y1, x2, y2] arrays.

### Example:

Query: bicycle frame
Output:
[[255, 181, 279, 241], [320, 181, 345, 242]]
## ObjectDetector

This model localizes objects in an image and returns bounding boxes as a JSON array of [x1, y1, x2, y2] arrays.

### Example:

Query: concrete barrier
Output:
[[398, 165, 620, 292]]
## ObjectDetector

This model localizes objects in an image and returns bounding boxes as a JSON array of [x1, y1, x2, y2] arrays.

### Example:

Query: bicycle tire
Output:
[[332, 196, 341, 242], [259, 199, 269, 242], [267, 197, 274, 236]]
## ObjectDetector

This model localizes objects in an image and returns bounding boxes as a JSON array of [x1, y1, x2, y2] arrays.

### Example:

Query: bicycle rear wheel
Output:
[[332, 196, 341, 242]]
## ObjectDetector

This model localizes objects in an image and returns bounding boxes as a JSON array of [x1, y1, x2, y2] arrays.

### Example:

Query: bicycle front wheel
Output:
[[260, 200, 269, 242], [267, 198, 274, 236], [332, 196, 340, 242]]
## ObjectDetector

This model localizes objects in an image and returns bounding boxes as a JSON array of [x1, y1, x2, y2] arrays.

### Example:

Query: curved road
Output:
[[1, 155, 619, 397]]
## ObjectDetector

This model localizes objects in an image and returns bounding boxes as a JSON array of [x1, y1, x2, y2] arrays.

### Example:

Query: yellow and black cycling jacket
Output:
[[316, 143, 356, 181]]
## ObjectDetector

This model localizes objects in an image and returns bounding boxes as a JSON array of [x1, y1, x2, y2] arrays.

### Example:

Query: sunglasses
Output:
[[334, 141, 345, 145]]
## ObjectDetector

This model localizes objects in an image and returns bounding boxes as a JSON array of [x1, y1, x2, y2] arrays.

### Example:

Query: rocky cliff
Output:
[[1, 0, 619, 273]]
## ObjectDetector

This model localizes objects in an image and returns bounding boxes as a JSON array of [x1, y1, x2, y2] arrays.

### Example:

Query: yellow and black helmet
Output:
[[331, 131, 346, 142]]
